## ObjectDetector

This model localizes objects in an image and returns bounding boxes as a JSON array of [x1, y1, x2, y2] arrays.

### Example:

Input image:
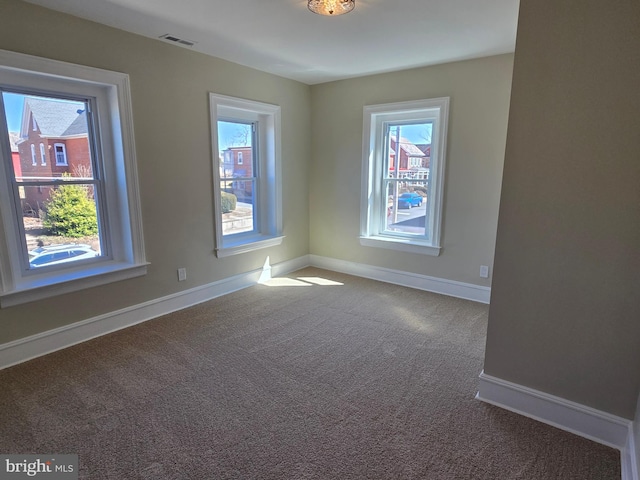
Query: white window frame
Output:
[[209, 93, 283, 257], [53, 143, 67, 165], [360, 98, 449, 256], [39, 142, 46, 165], [237, 151, 243, 165], [30, 143, 36, 165], [0, 49, 147, 307]]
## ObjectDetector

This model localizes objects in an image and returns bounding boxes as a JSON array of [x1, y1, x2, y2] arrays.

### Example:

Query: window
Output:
[[0, 49, 147, 307], [39, 143, 46, 165], [210, 93, 283, 257], [30, 144, 36, 165], [54, 143, 67, 165], [360, 98, 449, 256]]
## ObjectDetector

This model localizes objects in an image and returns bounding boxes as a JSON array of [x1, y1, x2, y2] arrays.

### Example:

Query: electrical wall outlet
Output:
[[177, 267, 187, 282], [479, 265, 490, 279]]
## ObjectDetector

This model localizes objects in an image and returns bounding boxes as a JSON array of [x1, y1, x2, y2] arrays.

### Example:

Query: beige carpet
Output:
[[0, 267, 621, 479]]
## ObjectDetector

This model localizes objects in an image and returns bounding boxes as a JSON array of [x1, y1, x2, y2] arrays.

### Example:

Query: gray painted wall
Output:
[[484, 0, 640, 419], [309, 54, 513, 286], [0, 0, 311, 343]]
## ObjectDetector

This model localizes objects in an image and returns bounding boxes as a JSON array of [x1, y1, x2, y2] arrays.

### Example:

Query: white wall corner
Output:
[[309, 254, 490, 304], [476, 371, 636, 480]]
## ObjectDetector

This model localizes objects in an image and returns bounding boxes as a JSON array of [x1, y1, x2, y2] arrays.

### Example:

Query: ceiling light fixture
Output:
[[308, 0, 355, 16]]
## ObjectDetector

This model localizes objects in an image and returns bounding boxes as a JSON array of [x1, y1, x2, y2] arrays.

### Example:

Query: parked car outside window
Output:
[[28, 244, 99, 268], [397, 192, 423, 209]]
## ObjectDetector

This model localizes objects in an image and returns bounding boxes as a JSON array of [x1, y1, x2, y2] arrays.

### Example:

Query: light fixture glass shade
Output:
[[308, 0, 355, 16]]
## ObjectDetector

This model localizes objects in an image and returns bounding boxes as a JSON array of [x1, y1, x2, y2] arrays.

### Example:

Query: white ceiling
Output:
[[23, 0, 520, 85]]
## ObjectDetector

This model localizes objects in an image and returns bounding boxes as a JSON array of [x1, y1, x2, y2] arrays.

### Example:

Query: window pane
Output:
[[384, 122, 432, 178], [220, 180, 255, 236], [382, 122, 433, 238], [2, 92, 94, 182], [217, 119, 256, 237], [384, 181, 428, 238], [2, 91, 105, 270], [20, 184, 102, 270]]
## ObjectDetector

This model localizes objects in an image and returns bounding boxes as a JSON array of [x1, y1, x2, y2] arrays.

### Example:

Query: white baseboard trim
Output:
[[623, 427, 639, 480], [270, 254, 311, 278], [627, 394, 640, 480], [0, 255, 310, 371], [309, 254, 491, 304], [477, 371, 636, 480]]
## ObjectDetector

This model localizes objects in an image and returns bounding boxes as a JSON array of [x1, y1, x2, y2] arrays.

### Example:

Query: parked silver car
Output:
[[28, 244, 99, 268]]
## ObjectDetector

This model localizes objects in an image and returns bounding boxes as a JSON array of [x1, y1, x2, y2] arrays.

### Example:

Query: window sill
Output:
[[0, 261, 149, 308], [216, 235, 285, 258], [359, 235, 441, 256]]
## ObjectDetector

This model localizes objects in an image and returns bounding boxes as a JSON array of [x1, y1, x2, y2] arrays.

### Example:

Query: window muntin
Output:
[[0, 49, 147, 307], [209, 93, 283, 257], [361, 98, 449, 256]]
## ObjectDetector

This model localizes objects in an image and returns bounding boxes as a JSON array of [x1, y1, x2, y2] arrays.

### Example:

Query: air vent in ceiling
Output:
[[159, 34, 196, 47]]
